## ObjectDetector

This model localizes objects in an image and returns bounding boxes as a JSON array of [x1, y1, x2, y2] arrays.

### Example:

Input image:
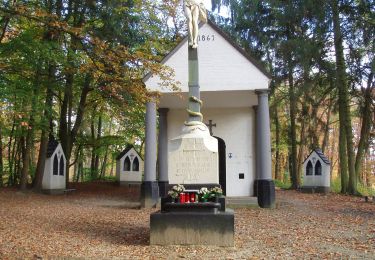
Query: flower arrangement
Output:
[[210, 187, 223, 196], [167, 184, 185, 199], [198, 187, 210, 201]]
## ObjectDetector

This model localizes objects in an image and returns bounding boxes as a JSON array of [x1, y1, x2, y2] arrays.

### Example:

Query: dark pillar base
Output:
[[257, 179, 275, 208], [253, 179, 259, 197], [141, 181, 159, 208], [158, 181, 169, 198]]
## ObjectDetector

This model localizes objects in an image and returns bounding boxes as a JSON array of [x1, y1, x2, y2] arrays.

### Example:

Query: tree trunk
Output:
[[20, 89, 37, 190], [59, 75, 92, 185], [310, 104, 319, 148], [297, 113, 306, 183], [14, 139, 22, 185], [0, 122, 3, 187], [90, 114, 96, 179], [33, 70, 54, 192], [20, 128, 32, 191], [0, 0, 17, 43], [355, 72, 373, 180], [338, 126, 348, 193], [94, 114, 102, 177], [7, 116, 16, 186], [100, 116, 113, 178], [274, 106, 281, 180], [322, 96, 333, 153], [58, 4, 89, 185], [100, 150, 108, 178], [331, 0, 357, 194], [110, 158, 114, 177], [288, 69, 298, 188]]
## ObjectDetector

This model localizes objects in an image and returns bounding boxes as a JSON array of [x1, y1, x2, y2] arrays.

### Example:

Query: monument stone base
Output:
[[150, 209, 234, 246]]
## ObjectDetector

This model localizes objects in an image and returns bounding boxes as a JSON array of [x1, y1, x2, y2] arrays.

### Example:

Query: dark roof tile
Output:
[[303, 148, 331, 165], [314, 148, 331, 164], [46, 139, 59, 158]]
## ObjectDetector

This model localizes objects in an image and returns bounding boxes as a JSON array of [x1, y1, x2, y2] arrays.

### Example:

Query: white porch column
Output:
[[157, 108, 169, 197], [255, 89, 275, 208], [141, 101, 159, 208]]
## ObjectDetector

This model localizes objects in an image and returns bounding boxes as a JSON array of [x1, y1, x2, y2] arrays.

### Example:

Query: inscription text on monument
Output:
[[169, 138, 218, 184]]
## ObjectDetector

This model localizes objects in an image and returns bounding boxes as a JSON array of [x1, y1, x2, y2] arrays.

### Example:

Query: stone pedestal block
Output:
[[150, 210, 234, 246]]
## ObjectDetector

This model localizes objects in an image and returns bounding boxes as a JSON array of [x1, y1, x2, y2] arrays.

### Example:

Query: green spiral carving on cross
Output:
[[184, 46, 206, 127], [185, 96, 204, 126]]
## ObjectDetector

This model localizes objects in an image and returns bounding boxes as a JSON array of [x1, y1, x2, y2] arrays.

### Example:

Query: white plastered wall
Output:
[[167, 107, 255, 196]]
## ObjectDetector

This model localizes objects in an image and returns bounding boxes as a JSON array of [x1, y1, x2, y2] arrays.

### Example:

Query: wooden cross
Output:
[[205, 120, 217, 136]]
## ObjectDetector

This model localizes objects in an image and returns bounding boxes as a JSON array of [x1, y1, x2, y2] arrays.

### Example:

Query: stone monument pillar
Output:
[[150, 2, 234, 247], [255, 90, 275, 208], [158, 108, 169, 197], [168, 45, 219, 187], [141, 101, 159, 208]]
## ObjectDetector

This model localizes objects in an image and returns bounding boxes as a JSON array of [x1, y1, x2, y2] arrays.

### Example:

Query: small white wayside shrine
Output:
[[116, 146, 144, 186], [302, 148, 331, 193], [42, 138, 66, 194]]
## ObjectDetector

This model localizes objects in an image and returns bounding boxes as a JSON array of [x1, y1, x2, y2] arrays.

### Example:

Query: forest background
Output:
[[0, 0, 373, 195]]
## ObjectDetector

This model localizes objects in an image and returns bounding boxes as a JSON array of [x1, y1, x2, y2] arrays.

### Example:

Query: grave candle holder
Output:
[[179, 192, 185, 203], [190, 192, 196, 203], [185, 193, 190, 203]]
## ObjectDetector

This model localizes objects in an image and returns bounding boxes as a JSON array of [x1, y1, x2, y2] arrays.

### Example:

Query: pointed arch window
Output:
[[306, 161, 313, 176], [315, 160, 322, 175], [59, 155, 65, 176], [132, 157, 140, 171], [53, 155, 59, 175], [124, 156, 131, 171]]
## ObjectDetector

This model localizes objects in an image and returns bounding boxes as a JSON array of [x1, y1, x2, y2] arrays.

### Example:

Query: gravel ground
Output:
[[0, 182, 374, 259]]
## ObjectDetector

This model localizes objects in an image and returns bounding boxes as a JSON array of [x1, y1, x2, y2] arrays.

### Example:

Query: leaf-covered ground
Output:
[[0, 182, 374, 259]]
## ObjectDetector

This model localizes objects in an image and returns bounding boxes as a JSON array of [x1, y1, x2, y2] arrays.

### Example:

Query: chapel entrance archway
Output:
[[214, 136, 226, 195]]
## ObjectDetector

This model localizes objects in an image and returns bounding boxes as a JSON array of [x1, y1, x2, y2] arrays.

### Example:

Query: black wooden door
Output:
[[214, 137, 226, 195]]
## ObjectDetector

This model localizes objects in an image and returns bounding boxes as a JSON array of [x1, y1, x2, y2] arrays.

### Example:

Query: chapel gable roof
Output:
[[116, 145, 142, 161], [143, 19, 271, 82], [303, 148, 331, 165]]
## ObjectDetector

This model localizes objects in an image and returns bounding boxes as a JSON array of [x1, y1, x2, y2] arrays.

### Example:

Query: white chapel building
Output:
[[143, 21, 272, 198], [42, 138, 66, 194]]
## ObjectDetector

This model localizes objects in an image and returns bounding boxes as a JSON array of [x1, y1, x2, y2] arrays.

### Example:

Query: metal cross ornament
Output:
[[205, 120, 217, 136]]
